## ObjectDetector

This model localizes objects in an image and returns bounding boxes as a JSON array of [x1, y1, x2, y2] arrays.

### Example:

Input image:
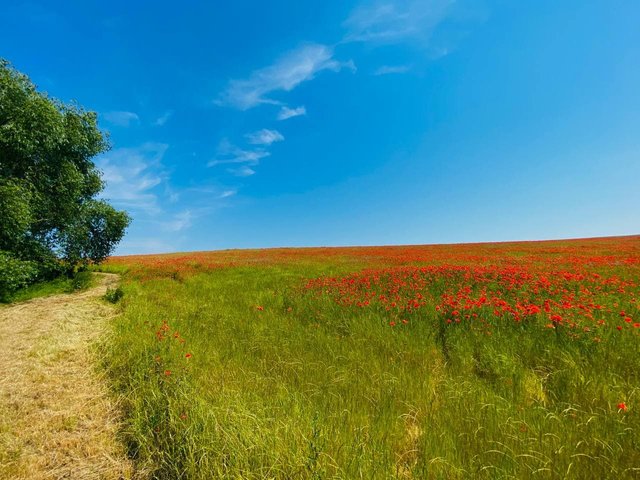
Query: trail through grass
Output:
[[0, 273, 136, 479]]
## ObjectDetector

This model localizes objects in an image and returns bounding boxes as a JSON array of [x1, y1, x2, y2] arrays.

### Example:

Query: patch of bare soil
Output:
[[0, 273, 135, 479]]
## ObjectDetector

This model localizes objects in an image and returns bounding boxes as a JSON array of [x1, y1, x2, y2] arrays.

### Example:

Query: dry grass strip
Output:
[[0, 273, 136, 479]]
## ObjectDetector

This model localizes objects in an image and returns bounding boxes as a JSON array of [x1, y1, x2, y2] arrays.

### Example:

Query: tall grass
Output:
[[101, 252, 640, 479]]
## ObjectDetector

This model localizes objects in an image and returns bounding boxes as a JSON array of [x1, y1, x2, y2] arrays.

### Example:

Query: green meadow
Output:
[[98, 239, 640, 479]]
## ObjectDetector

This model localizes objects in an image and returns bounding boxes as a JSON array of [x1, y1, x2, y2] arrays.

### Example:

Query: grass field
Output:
[[97, 236, 640, 479]]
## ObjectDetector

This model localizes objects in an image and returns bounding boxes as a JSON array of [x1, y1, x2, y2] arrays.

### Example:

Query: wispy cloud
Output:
[[103, 110, 140, 127], [161, 210, 193, 232], [99, 144, 239, 254], [97, 142, 168, 214], [277, 105, 307, 120], [374, 64, 412, 75], [228, 166, 256, 177], [165, 184, 180, 203], [154, 110, 173, 126], [219, 189, 237, 198], [208, 139, 270, 167], [245, 129, 285, 146], [343, 0, 453, 46], [217, 43, 355, 110]]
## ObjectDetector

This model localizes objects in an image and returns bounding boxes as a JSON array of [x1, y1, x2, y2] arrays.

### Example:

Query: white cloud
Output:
[[277, 105, 307, 120], [97, 142, 168, 214], [374, 64, 412, 75], [217, 43, 355, 110], [209, 150, 270, 166], [103, 110, 140, 127], [208, 139, 270, 167], [228, 166, 256, 177], [245, 129, 285, 145], [161, 210, 193, 232], [98, 143, 242, 254], [154, 110, 173, 126], [343, 0, 453, 45], [165, 185, 180, 203], [219, 190, 237, 198]]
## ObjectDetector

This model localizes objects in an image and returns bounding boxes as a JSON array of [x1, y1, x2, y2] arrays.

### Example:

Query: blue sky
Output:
[[2, 0, 639, 254]]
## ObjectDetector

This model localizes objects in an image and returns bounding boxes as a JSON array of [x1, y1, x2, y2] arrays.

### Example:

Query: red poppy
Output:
[[617, 402, 627, 411]]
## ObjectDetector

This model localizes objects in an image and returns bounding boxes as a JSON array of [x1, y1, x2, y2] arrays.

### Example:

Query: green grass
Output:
[[101, 260, 640, 479]]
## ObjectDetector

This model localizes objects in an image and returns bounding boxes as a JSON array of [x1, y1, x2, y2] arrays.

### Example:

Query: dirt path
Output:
[[0, 273, 135, 479]]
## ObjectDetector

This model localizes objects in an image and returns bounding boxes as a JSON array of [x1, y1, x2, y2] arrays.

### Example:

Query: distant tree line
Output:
[[0, 59, 130, 300]]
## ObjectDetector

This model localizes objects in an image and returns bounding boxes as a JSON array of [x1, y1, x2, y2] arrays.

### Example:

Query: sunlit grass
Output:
[[100, 237, 640, 478]]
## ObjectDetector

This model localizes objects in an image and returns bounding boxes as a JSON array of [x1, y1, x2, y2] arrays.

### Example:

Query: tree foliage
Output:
[[0, 59, 130, 297]]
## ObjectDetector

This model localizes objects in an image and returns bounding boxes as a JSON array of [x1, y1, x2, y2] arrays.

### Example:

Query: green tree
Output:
[[0, 59, 130, 294], [58, 199, 131, 267]]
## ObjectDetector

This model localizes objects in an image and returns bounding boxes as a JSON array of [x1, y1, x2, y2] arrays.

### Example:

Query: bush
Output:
[[104, 286, 124, 303], [0, 251, 38, 301], [68, 271, 93, 292]]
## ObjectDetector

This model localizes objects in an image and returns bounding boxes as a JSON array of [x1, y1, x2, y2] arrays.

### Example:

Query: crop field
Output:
[[98, 236, 640, 479]]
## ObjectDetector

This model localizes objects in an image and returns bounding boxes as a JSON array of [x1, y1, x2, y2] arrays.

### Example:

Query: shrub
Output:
[[104, 286, 124, 303], [68, 271, 93, 292], [0, 251, 38, 301]]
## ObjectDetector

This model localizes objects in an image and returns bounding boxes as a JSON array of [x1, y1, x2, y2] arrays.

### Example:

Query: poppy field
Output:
[[98, 236, 640, 479]]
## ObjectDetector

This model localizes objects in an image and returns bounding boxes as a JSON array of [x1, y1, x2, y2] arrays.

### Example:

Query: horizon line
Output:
[[111, 233, 640, 258]]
